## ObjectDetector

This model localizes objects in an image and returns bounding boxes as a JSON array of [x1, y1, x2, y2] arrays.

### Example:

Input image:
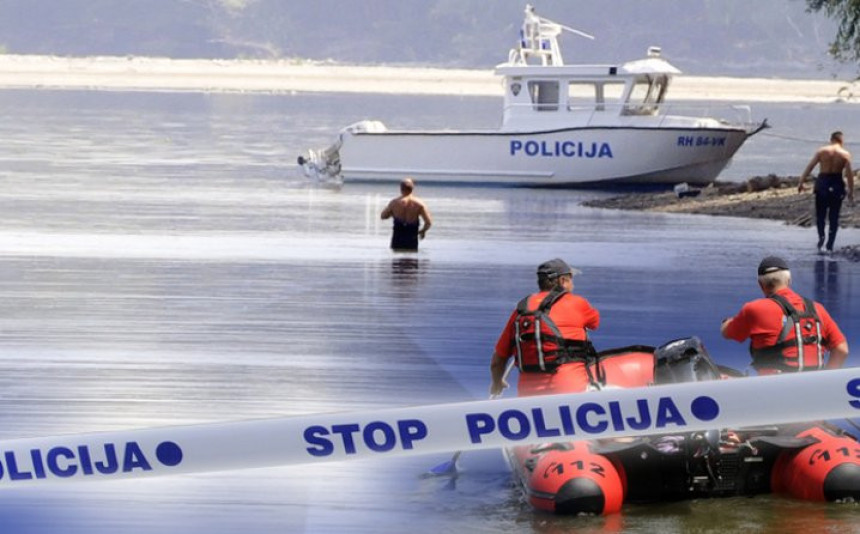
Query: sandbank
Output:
[[0, 54, 853, 104]]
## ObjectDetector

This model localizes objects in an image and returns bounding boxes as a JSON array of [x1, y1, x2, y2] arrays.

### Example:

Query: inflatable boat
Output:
[[505, 337, 860, 515]]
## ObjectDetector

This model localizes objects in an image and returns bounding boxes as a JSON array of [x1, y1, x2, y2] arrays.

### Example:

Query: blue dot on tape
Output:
[[690, 396, 719, 421], [156, 441, 183, 467]]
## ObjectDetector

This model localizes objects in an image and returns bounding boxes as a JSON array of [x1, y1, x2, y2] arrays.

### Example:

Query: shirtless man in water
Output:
[[380, 177, 433, 252], [798, 131, 854, 253]]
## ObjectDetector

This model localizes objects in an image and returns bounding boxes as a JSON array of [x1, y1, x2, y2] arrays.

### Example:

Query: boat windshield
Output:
[[625, 75, 669, 115]]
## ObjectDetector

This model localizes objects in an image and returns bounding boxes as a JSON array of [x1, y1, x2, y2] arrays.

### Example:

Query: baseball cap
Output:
[[537, 258, 581, 279], [758, 256, 790, 275]]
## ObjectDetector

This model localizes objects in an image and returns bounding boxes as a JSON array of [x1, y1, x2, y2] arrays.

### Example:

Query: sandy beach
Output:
[[0, 54, 854, 103]]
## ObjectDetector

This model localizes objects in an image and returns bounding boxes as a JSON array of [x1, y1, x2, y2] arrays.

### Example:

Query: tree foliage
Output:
[[805, 0, 860, 63]]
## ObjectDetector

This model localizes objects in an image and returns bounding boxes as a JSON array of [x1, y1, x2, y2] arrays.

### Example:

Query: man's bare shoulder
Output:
[[819, 144, 850, 165]]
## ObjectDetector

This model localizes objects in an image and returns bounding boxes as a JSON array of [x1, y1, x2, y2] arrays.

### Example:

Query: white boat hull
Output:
[[337, 126, 750, 186]]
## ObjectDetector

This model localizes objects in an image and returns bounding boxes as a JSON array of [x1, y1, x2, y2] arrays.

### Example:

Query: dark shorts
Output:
[[391, 219, 419, 251]]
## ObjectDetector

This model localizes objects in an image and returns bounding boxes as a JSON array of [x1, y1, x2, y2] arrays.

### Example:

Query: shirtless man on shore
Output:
[[798, 131, 854, 253], [381, 177, 433, 252]]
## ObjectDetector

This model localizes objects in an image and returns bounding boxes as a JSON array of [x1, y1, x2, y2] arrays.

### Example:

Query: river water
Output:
[[0, 89, 858, 533]]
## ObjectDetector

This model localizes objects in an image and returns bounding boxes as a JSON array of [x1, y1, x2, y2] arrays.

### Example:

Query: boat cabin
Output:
[[496, 48, 681, 129], [494, 4, 682, 130]]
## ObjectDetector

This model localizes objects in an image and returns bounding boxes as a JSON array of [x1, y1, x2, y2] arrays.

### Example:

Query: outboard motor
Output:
[[653, 336, 722, 384]]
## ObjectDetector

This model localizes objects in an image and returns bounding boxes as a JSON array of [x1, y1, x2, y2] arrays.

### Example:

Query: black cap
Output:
[[537, 258, 580, 279], [758, 256, 790, 275]]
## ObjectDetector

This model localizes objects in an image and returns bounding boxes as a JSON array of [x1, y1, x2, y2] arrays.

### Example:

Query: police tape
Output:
[[0, 369, 858, 486]]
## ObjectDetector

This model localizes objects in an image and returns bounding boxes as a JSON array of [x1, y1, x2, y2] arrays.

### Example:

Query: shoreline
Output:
[[4, 54, 858, 256], [0, 54, 854, 103], [583, 176, 860, 259]]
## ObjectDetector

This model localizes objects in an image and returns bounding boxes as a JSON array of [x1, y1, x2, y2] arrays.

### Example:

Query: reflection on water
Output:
[[0, 90, 858, 533], [814, 257, 842, 313], [391, 255, 422, 283]]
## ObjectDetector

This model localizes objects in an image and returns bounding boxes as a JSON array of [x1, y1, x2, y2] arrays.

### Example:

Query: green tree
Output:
[[806, 0, 860, 63]]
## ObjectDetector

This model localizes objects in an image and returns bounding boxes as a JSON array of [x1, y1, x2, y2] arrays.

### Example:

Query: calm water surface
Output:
[[0, 90, 858, 533]]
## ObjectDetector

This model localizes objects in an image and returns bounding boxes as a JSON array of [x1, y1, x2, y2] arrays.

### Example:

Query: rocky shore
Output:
[[583, 175, 860, 260]]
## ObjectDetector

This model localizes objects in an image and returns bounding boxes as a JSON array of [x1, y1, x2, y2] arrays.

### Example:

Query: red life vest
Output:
[[750, 294, 824, 372], [513, 287, 595, 373]]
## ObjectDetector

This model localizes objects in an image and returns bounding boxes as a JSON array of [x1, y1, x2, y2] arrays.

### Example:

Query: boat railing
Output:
[[655, 103, 754, 127], [503, 101, 757, 129], [511, 4, 595, 66]]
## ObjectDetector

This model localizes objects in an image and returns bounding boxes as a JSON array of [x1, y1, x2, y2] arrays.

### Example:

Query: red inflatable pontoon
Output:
[[504, 337, 860, 515]]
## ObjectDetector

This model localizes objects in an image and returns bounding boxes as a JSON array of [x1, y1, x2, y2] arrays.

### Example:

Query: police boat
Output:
[[503, 337, 860, 515], [297, 4, 766, 187]]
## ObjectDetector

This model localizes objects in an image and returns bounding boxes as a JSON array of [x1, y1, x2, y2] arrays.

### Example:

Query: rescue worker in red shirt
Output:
[[720, 256, 848, 375], [490, 258, 600, 397]]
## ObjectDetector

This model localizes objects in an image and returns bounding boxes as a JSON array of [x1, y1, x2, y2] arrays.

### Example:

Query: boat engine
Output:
[[297, 120, 387, 183], [654, 336, 722, 384]]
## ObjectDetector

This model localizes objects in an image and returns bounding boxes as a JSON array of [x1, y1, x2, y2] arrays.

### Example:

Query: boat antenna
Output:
[[514, 4, 595, 66]]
